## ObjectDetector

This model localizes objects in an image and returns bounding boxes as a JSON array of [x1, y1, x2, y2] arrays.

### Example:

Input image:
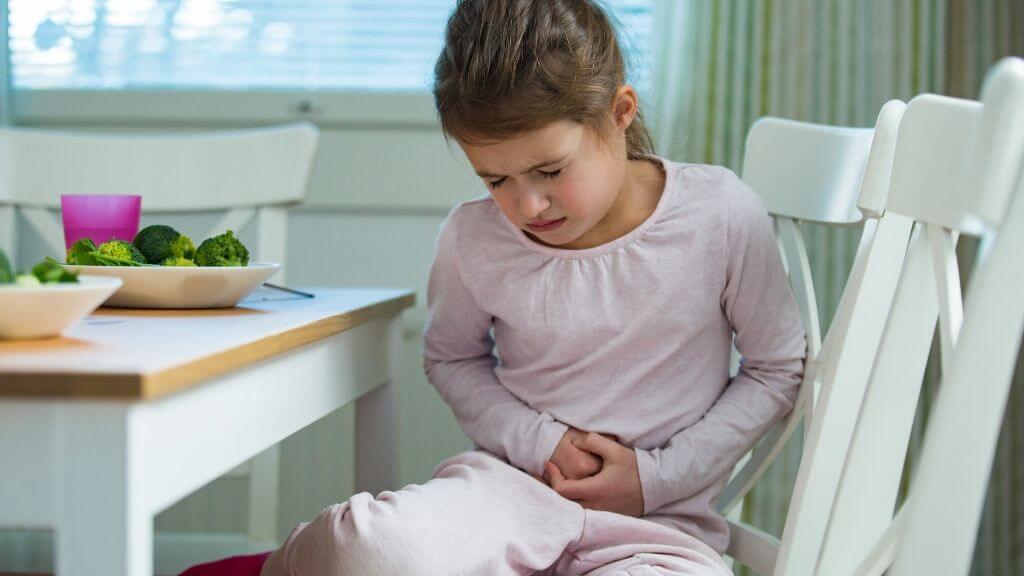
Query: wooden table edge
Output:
[[0, 292, 416, 400]]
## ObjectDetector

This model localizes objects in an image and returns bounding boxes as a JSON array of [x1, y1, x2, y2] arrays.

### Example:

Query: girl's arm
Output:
[[423, 214, 569, 477], [634, 170, 807, 513]]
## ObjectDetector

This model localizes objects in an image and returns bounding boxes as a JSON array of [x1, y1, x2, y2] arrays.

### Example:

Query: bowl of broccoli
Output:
[[62, 226, 280, 308], [0, 246, 123, 339]]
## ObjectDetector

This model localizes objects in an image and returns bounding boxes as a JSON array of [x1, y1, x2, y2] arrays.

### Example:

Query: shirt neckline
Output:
[[500, 156, 675, 260]]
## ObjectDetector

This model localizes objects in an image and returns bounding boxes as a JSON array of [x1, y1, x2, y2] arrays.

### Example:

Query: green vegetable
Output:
[[76, 237, 146, 266], [194, 230, 249, 267], [97, 239, 146, 265], [0, 245, 12, 284], [161, 256, 197, 267], [133, 225, 195, 264], [170, 235, 196, 259], [66, 239, 101, 265], [0, 248, 78, 286], [65, 238, 146, 267], [14, 274, 40, 287], [33, 260, 78, 284]]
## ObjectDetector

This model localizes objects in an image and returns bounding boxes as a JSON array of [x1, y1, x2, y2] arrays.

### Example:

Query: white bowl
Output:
[[0, 275, 123, 339], [62, 262, 281, 309]]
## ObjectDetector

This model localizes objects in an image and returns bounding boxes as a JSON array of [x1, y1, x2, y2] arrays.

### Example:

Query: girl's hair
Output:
[[432, 0, 655, 160]]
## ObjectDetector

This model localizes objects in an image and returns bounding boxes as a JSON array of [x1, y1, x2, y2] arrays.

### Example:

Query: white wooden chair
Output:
[[0, 123, 319, 551], [812, 56, 1024, 576], [720, 100, 915, 575]]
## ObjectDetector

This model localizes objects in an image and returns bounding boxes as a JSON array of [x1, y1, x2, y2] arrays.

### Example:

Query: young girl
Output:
[[184, 1, 805, 574]]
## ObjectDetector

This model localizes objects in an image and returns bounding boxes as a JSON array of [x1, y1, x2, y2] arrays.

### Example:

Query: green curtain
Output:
[[647, 1, 1024, 573]]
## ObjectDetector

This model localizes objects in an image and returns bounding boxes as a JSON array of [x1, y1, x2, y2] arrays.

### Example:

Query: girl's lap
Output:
[[193, 450, 727, 576]]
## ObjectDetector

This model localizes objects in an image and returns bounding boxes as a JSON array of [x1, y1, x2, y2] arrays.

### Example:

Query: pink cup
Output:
[[60, 194, 142, 250]]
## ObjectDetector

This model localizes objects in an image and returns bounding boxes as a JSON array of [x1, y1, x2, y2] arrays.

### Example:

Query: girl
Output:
[[184, 1, 805, 574]]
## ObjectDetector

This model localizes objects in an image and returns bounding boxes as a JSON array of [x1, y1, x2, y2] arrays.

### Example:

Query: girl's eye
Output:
[[488, 177, 507, 189], [539, 169, 562, 179]]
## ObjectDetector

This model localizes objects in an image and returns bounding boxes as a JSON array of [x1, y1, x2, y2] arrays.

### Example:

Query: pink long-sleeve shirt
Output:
[[423, 159, 806, 554]]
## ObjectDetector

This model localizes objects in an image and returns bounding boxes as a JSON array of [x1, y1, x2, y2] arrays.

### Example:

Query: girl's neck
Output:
[[561, 157, 666, 250]]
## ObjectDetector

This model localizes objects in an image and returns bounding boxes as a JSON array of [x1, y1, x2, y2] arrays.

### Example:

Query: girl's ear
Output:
[[611, 85, 639, 132]]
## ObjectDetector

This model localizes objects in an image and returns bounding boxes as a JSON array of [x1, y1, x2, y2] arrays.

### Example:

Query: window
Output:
[[9, 0, 653, 92]]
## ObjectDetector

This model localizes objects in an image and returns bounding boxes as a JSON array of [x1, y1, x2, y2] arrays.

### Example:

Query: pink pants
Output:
[[259, 450, 730, 576]]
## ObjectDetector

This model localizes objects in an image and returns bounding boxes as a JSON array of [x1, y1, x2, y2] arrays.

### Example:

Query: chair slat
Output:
[[725, 519, 781, 576], [849, 507, 906, 576], [0, 123, 318, 212], [773, 211, 913, 576], [926, 223, 964, 375], [777, 218, 822, 359], [814, 222, 940, 574]]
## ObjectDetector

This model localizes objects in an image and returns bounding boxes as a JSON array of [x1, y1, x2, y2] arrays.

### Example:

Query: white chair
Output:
[[0, 123, 319, 550], [721, 101, 915, 575], [812, 56, 1024, 576]]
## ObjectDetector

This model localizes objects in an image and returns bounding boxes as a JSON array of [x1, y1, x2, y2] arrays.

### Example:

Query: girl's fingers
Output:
[[571, 431, 620, 459], [545, 461, 565, 484], [552, 475, 600, 501]]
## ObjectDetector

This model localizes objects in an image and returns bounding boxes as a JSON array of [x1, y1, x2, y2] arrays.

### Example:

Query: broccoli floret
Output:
[[133, 225, 195, 264], [170, 234, 196, 259], [161, 256, 197, 267], [194, 230, 249, 267], [96, 239, 147, 265], [64, 238, 143, 266]]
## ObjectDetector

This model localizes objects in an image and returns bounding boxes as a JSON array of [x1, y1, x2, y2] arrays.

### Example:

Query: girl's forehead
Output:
[[460, 121, 589, 174]]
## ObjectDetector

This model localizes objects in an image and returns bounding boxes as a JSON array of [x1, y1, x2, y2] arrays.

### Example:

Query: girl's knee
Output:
[[284, 495, 427, 576]]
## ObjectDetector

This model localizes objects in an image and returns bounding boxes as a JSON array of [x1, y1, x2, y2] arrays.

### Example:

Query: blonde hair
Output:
[[432, 0, 654, 159]]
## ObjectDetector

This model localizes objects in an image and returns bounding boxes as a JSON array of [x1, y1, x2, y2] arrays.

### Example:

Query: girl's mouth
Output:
[[526, 218, 566, 232]]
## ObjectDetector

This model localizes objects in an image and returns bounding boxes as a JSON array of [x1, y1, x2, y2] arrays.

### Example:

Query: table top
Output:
[[0, 287, 415, 400]]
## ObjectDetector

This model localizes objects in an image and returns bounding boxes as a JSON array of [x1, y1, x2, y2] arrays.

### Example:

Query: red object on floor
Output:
[[178, 551, 272, 576]]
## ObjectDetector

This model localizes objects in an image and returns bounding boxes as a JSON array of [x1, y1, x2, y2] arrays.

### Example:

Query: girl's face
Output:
[[459, 120, 629, 249]]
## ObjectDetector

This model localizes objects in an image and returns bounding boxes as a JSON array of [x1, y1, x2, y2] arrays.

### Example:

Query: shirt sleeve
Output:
[[634, 169, 808, 513], [423, 211, 569, 476]]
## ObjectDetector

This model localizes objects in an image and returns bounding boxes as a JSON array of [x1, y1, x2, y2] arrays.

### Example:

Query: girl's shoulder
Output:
[[434, 194, 519, 263], [439, 194, 506, 243], [670, 161, 750, 198], [668, 161, 770, 225]]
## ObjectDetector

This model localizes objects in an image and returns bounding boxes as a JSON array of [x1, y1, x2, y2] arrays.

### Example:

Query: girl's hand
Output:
[[545, 432, 645, 517], [548, 427, 603, 480]]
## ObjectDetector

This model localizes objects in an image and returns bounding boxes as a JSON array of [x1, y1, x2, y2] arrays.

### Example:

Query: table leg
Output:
[[56, 405, 152, 576], [354, 379, 399, 495]]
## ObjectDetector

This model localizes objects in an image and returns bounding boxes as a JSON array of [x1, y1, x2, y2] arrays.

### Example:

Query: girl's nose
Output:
[[519, 190, 551, 219]]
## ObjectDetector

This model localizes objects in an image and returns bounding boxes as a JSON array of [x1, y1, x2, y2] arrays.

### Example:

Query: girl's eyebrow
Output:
[[475, 154, 570, 178]]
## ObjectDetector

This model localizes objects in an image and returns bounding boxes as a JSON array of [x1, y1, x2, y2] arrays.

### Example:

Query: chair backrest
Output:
[[814, 57, 1024, 576], [0, 123, 319, 281], [720, 101, 915, 576]]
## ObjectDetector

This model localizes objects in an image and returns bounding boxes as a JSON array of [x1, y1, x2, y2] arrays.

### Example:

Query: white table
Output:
[[0, 287, 414, 576]]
